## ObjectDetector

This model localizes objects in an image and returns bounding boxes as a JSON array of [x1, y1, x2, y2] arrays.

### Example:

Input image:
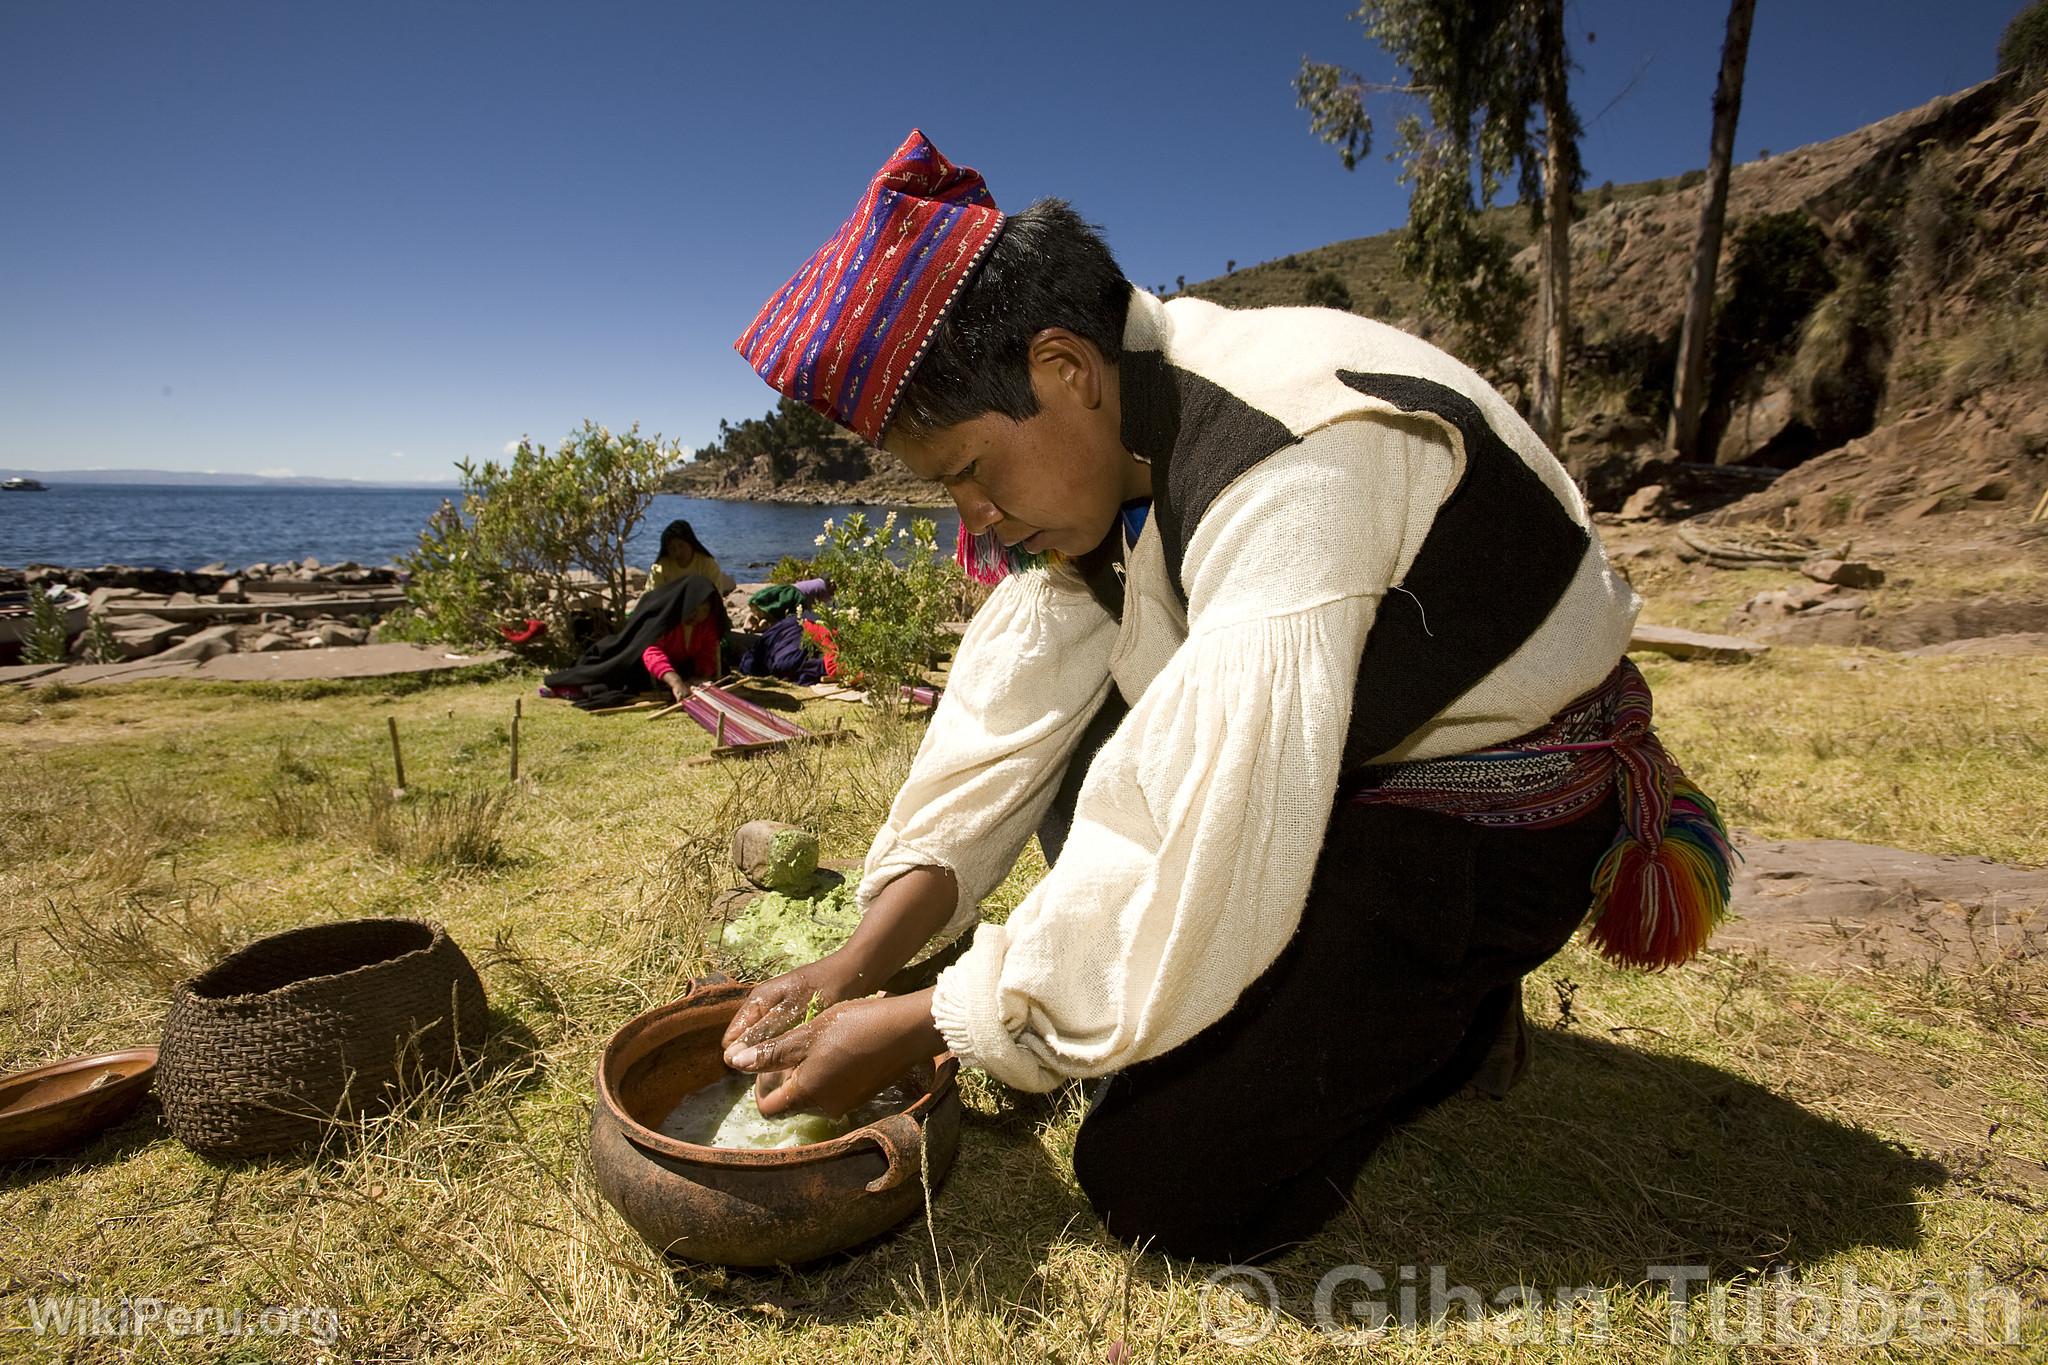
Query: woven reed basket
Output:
[[158, 918, 487, 1158]]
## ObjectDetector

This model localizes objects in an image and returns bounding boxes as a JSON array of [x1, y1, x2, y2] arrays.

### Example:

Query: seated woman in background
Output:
[[540, 575, 730, 710], [641, 586, 722, 702], [646, 519, 737, 596]]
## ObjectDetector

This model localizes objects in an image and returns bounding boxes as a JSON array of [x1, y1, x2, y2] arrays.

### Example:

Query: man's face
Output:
[[883, 330, 1136, 562]]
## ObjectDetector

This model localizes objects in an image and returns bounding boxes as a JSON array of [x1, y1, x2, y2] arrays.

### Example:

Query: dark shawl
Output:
[[542, 575, 730, 709]]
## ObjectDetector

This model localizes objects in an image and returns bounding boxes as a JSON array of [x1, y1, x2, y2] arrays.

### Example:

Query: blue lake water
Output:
[[0, 485, 961, 576]]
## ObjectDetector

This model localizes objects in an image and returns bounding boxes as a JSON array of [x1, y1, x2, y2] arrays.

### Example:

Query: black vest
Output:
[[1079, 354, 1591, 773]]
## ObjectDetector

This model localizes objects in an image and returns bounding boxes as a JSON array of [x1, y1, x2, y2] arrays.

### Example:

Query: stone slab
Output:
[[1722, 834, 2045, 971], [1629, 623, 1769, 662], [3, 643, 506, 687]]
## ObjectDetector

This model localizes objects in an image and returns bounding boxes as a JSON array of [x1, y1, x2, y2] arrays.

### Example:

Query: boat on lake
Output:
[[2, 477, 48, 492]]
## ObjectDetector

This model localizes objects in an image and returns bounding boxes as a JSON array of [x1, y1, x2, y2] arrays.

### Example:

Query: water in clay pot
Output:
[[659, 1073, 919, 1150]]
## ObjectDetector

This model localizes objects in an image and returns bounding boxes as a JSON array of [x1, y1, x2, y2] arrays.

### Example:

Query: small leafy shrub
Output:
[[1302, 270, 1354, 311], [808, 510, 962, 704], [2000, 0, 2048, 84], [21, 587, 70, 664], [767, 554, 814, 586], [395, 421, 680, 662]]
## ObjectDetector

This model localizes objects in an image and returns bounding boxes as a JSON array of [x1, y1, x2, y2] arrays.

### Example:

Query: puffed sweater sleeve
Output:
[[855, 564, 1121, 949], [927, 416, 1458, 1092]]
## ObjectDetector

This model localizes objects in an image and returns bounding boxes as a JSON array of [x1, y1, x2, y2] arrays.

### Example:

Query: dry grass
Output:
[[1638, 649, 2048, 865], [1, 656, 2044, 1360]]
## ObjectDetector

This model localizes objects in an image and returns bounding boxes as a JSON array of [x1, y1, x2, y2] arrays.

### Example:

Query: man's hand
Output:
[[724, 988, 943, 1119], [662, 671, 692, 702], [719, 951, 866, 1058]]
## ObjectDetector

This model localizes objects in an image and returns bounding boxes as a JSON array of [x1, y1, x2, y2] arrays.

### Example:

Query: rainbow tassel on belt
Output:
[[1581, 673, 1738, 970], [956, 524, 1062, 586]]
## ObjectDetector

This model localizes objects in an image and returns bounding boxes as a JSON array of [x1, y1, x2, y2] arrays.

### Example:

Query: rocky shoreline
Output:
[[2, 558, 408, 664]]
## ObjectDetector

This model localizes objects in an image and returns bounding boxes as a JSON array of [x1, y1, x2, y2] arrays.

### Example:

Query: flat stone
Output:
[[1902, 632, 2048, 658], [110, 619, 194, 658], [166, 592, 199, 608], [1723, 834, 2045, 970], [154, 624, 238, 663], [1617, 483, 1668, 521], [216, 577, 247, 603], [244, 632, 294, 653], [197, 561, 229, 575], [314, 622, 368, 647], [1801, 558, 1885, 589], [1629, 623, 1769, 662]]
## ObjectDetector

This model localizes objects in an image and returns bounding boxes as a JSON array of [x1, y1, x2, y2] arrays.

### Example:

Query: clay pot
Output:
[[590, 974, 961, 1267], [0, 1046, 159, 1162]]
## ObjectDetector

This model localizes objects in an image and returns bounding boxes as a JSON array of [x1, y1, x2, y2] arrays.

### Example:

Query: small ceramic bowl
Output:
[[0, 1047, 160, 1163]]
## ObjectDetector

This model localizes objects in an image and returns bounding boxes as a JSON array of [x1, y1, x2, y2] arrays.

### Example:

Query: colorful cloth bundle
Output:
[[1348, 658, 1737, 970], [681, 685, 811, 749]]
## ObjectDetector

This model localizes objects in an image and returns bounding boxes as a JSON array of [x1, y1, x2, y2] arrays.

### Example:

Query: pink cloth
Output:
[[643, 614, 719, 684]]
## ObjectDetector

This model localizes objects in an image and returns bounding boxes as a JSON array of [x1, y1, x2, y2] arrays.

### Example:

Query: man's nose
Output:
[[952, 485, 1003, 537]]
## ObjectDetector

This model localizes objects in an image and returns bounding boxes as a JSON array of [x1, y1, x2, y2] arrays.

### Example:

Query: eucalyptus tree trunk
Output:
[[1669, 0, 1758, 458], [1531, 0, 1572, 449]]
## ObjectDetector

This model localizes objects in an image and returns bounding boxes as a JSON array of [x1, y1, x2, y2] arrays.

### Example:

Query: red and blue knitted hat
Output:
[[733, 130, 1005, 446]]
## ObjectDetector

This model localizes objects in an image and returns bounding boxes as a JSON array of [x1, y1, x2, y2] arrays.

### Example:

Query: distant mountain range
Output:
[[0, 468, 459, 490]]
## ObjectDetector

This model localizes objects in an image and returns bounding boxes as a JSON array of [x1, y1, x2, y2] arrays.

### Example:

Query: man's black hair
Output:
[[884, 198, 1130, 441]]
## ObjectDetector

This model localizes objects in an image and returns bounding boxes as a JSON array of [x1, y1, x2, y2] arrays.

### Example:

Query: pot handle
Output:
[[861, 1111, 925, 1195], [684, 971, 732, 996]]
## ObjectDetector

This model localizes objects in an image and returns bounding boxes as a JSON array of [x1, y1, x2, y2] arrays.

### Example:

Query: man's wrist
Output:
[[886, 986, 945, 1062]]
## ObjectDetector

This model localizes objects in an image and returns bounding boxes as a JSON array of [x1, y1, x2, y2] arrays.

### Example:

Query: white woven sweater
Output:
[[860, 291, 1642, 1092]]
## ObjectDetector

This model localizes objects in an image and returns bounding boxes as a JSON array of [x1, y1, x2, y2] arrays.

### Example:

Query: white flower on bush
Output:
[[814, 534, 827, 546]]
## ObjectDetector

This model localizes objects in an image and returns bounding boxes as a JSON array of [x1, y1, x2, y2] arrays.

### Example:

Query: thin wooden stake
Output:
[[387, 715, 407, 794], [714, 711, 727, 749], [2030, 486, 2048, 524], [510, 697, 521, 783]]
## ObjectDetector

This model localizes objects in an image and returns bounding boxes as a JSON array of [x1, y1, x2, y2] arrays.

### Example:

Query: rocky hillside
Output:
[[1184, 75, 2048, 539]]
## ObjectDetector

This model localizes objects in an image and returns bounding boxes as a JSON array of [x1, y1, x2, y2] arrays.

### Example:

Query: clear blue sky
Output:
[[0, 0, 2023, 481]]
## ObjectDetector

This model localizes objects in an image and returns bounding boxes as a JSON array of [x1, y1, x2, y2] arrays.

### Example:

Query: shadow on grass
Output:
[[1138, 1029, 1949, 1332], [682, 1031, 1946, 1334]]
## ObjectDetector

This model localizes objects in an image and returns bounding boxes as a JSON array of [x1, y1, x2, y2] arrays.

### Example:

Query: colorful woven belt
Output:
[[1349, 658, 1737, 970]]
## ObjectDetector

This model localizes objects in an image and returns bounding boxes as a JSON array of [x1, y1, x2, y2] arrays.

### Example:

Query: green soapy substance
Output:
[[759, 828, 819, 893], [658, 1073, 917, 1150], [719, 880, 860, 977]]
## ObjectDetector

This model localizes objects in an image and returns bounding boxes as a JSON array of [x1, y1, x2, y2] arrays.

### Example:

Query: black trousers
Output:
[[1037, 692, 1620, 1264]]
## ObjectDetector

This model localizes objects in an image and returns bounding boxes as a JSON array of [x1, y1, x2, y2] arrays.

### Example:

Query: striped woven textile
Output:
[[681, 685, 810, 748]]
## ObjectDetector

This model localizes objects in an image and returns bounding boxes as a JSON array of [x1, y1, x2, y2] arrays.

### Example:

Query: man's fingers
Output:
[[739, 998, 803, 1048], [753, 1066, 814, 1118], [726, 1017, 813, 1073], [720, 995, 775, 1049]]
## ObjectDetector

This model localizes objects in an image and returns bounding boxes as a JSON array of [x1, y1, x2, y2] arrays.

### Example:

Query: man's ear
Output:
[[1028, 328, 1104, 412]]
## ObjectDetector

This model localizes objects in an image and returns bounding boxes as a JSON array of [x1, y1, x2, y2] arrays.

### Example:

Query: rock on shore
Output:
[[3, 558, 409, 663]]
